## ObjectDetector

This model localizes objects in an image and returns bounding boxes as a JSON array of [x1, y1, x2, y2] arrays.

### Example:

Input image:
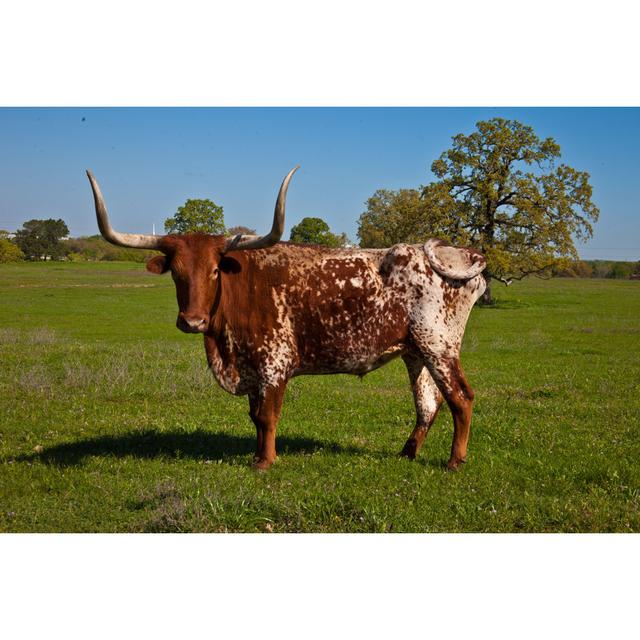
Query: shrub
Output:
[[0, 238, 24, 263], [62, 236, 159, 263]]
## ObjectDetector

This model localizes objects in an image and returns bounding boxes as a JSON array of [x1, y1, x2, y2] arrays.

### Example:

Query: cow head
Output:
[[86, 166, 299, 334]]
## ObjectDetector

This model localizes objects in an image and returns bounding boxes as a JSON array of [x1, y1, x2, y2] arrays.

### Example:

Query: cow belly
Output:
[[296, 310, 408, 375], [294, 291, 409, 375], [294, 343, 406, 376], [352, 343, 406, 374]]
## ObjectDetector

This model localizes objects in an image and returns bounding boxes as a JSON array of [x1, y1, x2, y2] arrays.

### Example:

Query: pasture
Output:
[[0, 261, 638, 532]]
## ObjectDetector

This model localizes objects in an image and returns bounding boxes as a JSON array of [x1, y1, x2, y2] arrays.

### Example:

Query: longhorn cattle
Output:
[[86, 167, 486, 470]]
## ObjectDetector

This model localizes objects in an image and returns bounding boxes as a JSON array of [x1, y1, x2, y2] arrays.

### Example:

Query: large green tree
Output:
[[14, 219, 69, 260], [358, 118, 600, 303], [164, 199, 225, 234], [289, 217, 349, 247]]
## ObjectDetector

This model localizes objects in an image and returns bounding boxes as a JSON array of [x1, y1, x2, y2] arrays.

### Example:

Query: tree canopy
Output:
[[289, 217, 349, 247], [357, 188, 450, 247], [14, 218, 69, 260], [164, 199, 225, 235], [358, 118, 600, 302]]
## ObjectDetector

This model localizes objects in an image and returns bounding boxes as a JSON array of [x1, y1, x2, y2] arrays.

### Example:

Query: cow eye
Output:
[[212, 267, 219, 279]]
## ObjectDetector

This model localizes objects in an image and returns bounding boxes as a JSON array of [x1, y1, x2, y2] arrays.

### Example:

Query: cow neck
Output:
[[208, 270, 227, 341], [203, 270, 248, 395]]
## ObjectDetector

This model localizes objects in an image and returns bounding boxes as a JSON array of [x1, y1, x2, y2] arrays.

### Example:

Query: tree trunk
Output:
[[480, 217, 495, 305], [480, 274, 493, 305]]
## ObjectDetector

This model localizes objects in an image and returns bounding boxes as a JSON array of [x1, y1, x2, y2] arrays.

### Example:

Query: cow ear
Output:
[[219, 256, 241, 274], [146, 255, 168, 274]]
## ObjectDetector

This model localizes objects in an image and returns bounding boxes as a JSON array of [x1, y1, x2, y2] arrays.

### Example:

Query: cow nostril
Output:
[[178, 314, 208, 332]]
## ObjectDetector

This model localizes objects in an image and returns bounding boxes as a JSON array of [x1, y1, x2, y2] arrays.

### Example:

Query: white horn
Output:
[[224, 165, 299, 252], [87, 170, 162, 249]]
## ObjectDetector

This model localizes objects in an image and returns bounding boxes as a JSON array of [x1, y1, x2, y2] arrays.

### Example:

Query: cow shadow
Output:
[[11, 428, 364, 468]]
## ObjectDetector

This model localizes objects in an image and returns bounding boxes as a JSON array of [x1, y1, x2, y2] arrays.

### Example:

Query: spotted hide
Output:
[[87, 168, 486, 470]]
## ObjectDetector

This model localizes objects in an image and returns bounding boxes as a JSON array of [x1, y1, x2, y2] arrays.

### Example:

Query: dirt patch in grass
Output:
[[0, 327, 57, 345], [131, 480, 187, 532], [0, 328, 21, 344], [31, 328, 58, 344], [18, 365, 53, 395]]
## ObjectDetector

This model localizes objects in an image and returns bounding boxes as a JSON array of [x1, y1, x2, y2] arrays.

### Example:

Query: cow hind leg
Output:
[[400, 353, 443, 460], [424, 356, 475, 470], [248, 382, 286, 471]]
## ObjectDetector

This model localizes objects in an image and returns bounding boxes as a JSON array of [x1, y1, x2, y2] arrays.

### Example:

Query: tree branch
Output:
[[487, 261, 557, 286], [451, 185, 475, 198], [486, 272, 513, 286], [496, 191, 517, 207]]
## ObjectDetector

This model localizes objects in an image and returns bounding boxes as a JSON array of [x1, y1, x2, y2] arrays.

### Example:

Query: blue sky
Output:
[[0, 107, 638, 260]]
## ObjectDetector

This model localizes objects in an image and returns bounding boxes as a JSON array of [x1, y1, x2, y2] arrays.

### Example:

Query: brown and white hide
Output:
[[197, 239, 485, 470]]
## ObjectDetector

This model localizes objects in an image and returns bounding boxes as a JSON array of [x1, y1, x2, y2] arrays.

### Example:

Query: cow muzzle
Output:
[[177, 313, 209, 334]]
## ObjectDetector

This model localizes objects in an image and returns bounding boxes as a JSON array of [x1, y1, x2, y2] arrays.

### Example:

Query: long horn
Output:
[[224, 165, 299, 252], [86, 170, 162, 250]]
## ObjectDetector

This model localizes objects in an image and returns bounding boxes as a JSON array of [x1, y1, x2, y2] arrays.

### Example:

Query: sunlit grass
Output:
[[1, 262, 639, 532]]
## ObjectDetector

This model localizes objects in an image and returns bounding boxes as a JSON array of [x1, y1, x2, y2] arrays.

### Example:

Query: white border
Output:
[[1, 534, 638, 638], [1, 1, 639, 106]]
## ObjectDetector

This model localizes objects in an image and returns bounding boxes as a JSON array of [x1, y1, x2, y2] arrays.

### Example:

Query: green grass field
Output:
[[1, 261, 638, 532]]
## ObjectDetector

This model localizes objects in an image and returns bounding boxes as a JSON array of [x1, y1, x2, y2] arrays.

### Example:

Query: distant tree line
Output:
[[1, 198, 351, 264], [3, 222, 637, 279], [63, 236, 159, 262], [553, 260, 640, 280], [0, 163, 635, 285]]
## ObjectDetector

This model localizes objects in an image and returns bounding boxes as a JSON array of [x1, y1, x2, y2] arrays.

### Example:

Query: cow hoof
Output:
[[400, 445, 416, 460], [446, 457, 466, 471], [399, 442, 417, 460], [252, 458, 274, 472]]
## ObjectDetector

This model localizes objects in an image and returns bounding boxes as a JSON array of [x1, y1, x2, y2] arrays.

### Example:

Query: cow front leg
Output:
[[252, 421, 264, 463], [248, 382, 286, 471], [400, 353, 443, 459], [425, 357, 475, 470]]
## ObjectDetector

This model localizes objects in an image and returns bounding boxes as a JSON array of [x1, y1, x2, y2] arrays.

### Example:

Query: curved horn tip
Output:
[[283, 165, 300, 179], [86, 170, 99, 187], [281, 165, 300, 188]]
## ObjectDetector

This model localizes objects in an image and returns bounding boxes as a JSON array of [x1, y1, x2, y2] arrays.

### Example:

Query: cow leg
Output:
[[424, 357, 475, 470], [400, 352, 443, 460], [248, 382, 286, 471], [251, 419, 264, 463]]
